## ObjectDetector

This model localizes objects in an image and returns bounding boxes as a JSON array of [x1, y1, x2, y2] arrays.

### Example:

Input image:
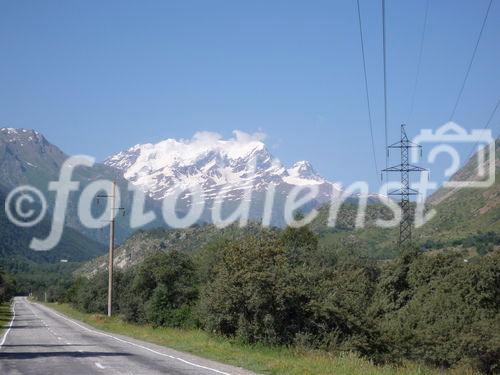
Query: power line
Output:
[[442, 98, 499, 203], [449, 0, 493, 121], [356, 0, 379, 179], [382, 0, 389, 181], [408, 0, 430, 121], [465, 97, 500, 162]]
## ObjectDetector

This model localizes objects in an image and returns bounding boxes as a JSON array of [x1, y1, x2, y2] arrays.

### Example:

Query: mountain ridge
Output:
[[104, 131, 345, 226], [0, 127, 148, 244], [104, 130, 341, 199]]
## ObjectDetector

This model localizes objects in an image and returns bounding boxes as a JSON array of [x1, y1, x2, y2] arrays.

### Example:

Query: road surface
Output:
[[0, 297, 256, 375]]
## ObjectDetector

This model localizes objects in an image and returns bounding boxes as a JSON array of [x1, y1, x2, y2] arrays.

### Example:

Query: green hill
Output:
[[416, 139, 500, 242], [310, 139, 500, 256]]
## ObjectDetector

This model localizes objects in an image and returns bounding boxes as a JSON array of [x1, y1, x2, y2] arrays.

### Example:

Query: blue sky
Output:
[[0, 0, 498, 190]]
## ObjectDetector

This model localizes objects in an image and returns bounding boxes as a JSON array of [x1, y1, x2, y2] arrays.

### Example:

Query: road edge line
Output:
[[0, 301, 16, 348], [33, 301, 234, 375]]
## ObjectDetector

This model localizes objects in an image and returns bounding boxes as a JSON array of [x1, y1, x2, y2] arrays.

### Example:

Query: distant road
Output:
[[0, 297, 255, 375]]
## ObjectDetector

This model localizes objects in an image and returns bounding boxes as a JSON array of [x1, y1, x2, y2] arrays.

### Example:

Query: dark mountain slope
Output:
[[0, 184, 105, 264], [0, 128, 161, 244]]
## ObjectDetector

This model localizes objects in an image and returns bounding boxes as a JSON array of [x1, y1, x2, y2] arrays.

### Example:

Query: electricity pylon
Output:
[[383, 124, 426, 247]]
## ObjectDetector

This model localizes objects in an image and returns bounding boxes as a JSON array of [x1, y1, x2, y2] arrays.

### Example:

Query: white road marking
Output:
[[0, 302, 16, 348], [32, 300, 233, 375], [95, 362, 105, 369]]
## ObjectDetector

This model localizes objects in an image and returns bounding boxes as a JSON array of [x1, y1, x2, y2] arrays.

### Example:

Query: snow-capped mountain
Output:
[[105, 131, 342, 224], [284, 160, 325, 186]]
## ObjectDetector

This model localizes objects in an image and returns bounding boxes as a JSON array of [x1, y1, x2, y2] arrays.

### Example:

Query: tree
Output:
[[377, 250, 500, 372], [0, 267, 15, 303]]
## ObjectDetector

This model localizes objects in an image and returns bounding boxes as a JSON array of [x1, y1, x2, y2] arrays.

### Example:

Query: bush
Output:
[[70, 250, 199, 328], [70, 272, 110, 314], [199, 231, 290, 344], [146, 285, 195, 327], [199, 226, 382, 353], [376, 250, 500, 373]]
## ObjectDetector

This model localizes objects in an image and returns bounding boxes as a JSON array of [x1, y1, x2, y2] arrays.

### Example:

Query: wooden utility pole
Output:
[[97, 181, 123, 317], [107, 181, 116, 317]]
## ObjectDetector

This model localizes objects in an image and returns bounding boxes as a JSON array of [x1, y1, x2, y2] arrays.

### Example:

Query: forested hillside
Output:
[[0, 183, 105, 296], [0, 186, 105, 264]]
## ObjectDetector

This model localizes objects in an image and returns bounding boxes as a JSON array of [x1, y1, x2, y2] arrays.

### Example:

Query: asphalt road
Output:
[[0, 297, 256, 375]]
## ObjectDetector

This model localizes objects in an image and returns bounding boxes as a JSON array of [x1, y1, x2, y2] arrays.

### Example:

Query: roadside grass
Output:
[[44, 303, 477, 375], [0, 302, 12, 336]]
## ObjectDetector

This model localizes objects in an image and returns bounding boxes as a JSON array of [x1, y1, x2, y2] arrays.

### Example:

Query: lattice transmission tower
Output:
[[383, 125, 426, 247]]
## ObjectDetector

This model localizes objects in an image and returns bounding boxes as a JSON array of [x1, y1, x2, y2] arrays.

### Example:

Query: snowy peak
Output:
[[105, 145, 142, 172], [283, 160, 325, 186], [104, 131, 277, 198], [106, 131, 267, 171], [288, 160, 323, 180], [104, 130, 339, 202]]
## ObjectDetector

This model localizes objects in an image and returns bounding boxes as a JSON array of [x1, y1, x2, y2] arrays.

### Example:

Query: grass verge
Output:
[[0, 302, 12, 337], [44, 303, 476, 375]]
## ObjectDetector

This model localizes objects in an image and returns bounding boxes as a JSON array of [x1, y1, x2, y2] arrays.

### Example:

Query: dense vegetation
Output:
[[0, 266, 15, 303], [61, 226, 499, 374]]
